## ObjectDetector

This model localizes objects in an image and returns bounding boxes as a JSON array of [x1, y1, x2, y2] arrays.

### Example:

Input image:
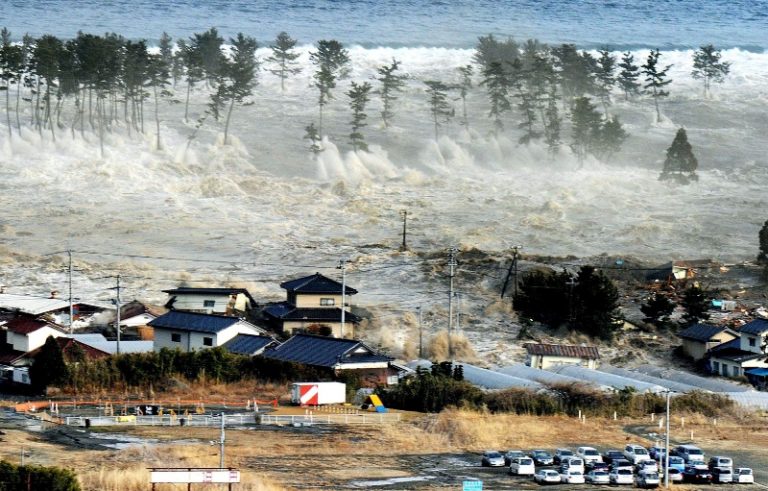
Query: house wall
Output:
[[8, 327, 64, 352], [167, 294, 249, 314], [528, 354, 598, 370], [153, 322, 264, 352], [682, 332, 737, 361], [294, 293, 343, 308], [282, 320, 353, 338], [741, 332, 768, 354], [710, 357, 768, 378]]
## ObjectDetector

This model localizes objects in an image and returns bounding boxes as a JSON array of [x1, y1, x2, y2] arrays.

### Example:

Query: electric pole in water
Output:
[[417, 306, 423, 359], [447, 247, 458, 361], [114, 275, 122, 355], [68, 250, 74, 334], [399, 210, 408, 251], [220, 412, 226, 468], [338, 259, 347, 337], [511, 245, 522, 298]]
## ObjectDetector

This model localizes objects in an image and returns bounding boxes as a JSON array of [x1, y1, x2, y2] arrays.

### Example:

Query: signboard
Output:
[[462, 481, 482, 491], [150, 470, 240, 483]]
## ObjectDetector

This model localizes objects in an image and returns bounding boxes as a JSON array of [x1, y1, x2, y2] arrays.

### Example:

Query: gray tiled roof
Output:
[[678, 323, 734, 342], [263, 302, 361, 323], [223, 334, 276, 356], [148, 311, 242, 334], [263, 333, 391, 368], [740, 319, 768, 335], [280, 273, 357, 295], [524, 343, 600, 359], [162, 287, 256, 305]]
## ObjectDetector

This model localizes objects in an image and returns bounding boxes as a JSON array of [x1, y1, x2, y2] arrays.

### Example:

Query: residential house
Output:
[[525, 343, 600, 370], [263, 273, 360, 338], [149, 310, 267, 352], [68, 333, 154, 355], [707, 319, 768, 378], [677, 323, 738, 361], [262, 333, 396, 386], [4, 316, 66, 353], [162, 287, 256, 315], [222, 334, 279, 356], [645, 259, 717, 286], [0, 293, 111, 328]]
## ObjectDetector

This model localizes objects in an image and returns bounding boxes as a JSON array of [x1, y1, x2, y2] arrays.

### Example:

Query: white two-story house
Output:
[[149, 310, 268, 353], [707, 319, 768, 378], [162, 287, 256, 315]]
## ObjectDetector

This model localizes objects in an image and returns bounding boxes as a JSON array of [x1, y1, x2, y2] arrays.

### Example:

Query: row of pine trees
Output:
[[0, 28, 731, 163]]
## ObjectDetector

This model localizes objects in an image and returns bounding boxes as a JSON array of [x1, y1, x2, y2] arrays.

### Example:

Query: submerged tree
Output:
[[347, 81, 372, 151], [594, 49, 616, 114], [474, 34, 519, 72], [147, 52, 170, 150], [424, 80, 453, 140], [617, 51, 641, 100], [681, 285, 710, 325], [660, 128, 698, 183], [376, 59, 407, 129], [692, 44, 731, 98], [481, 61, 511, 133], [552, 44, 596, 105], [543, 87, 562, 156], [642, 49, 672, 123], [304, 122, 322, 156], [570, 96, 601, 164], [179, 38, 204, 122], [758, 219, 768, 264], [310, 39, 350, 138], [0, 30, 23, 138], [267, 31, 301, 93], [456, 65, 473, 129], [640, 293, 676, 328], [217, 33, 259, 145]]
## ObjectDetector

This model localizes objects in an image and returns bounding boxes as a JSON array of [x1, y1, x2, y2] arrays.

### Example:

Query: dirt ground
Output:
[[1, 407, 767, 490]]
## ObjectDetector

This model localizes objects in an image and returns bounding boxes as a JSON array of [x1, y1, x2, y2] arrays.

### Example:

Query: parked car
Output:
[[560, 457, 585, 474], [735, 467, 754, 484], [610, 459, 634, 473], [673, 444, 705, 464], [509, 457, 536, 476], [637, 471, 661, 489], [585, 470, 610, 484], [586, 461, 609, 473], [554, 448, 574, 465], [533, 469, 561, 484], [609, 468, 634, 485], [667, 467, 684, 483], [504, 450, 526, 466], [648, 446, 666, 461], [624, 444, 652, 464], [576, 446, 603, 464], [712, 466, 733, 484], [682, 466, 712, 484], [708, 456, 733, 470], [530, 449, 554, 466], [560, 469, 585, 484], [636, 460, 659, 474], [481, 450, 505, 467], [602, 449, 624, 465], [663, 456, 686, 473]]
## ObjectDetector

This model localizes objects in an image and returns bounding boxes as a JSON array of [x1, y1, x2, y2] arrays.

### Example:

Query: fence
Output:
[[259, 413, 401, 425], [62, 412, 401, 427]]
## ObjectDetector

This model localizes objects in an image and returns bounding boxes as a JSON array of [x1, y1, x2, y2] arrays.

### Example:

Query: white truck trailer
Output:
[[291, 382, 346, 406]]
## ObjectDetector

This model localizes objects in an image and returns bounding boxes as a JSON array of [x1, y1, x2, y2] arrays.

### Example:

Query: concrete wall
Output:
[[710, 356, 768, 378], [153, 322, 263, 352], [294, 293, 343, 308], [8, 327, 64, 352], [682, 331, 737, 361], [741, 332, 767, 354]]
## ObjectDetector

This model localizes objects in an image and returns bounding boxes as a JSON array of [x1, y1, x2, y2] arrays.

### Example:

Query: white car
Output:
[[609, 468, 634, 485], [624, 444, 652, 465], [576, 446, 603, 464], [585, 470, 610, 484], [665, 467, 683, 482], [637, 471, 660, 488], [534, 469, 561, 484], [560, 469, 585, 484], [509, 457, 535, 476], [735, 467, 754, 484], [560, 456, 585, 474], [712, 466, 733, 483], [636, 460, 659, 474]]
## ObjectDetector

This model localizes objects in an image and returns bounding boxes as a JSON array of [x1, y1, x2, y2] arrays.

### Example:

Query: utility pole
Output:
[[115, 275, 121, 355], [68, 249, 74, 334], [219, 412, 226, 468], [399, 210, 408, 251], [447, 247, 458, 361], [664, 390, 671, 488], [455, 292, 461, 332], [338, 259, 347, 338], [417, 306, 423, 359], [511, 245, 523, 298]]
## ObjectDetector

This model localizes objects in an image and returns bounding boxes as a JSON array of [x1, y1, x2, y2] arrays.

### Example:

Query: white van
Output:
[[560, 456, 585, 474], [624, 444, 652, 464], [509, 457, 536, 476], [674, 444, 705, 464], [708, 456, 733, 469]]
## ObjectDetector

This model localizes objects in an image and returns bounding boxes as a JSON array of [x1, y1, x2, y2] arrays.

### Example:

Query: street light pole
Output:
[[220, 412, 226, 469], [665, 389, 671, 488]]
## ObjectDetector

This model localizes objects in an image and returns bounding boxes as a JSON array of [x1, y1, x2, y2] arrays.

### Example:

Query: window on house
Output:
[[203, 300, 215, 308], [722, 364, 729, 377], [320, 298, 335, 306], [712, 361, 719, 373], [171, 333, 181, 343], [203, 337, 213, 346], [749, 337, 756, 347]]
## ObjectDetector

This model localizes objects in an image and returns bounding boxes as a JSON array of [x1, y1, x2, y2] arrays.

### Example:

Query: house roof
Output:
[[120, 300, 165, 320], [68, 334, 154, 354], [5, 316, 63, 335], [162, 287, 256, 305], [740, 319, 768, 335], [709, 347, 764, 364], [0, 347, 29, 365], [0, 293, 70, 316], [524, 343, 600, 359], [280, 273, 357, 295], [746, 368, 768, 377], [223, 334, 276, 356], [148, 311, 252, 334], [263, 302, 361, 323], [708, 337, 741, 354], [263, 333, 391, 368], [55, 337, 111, 360], [678, 323, 736, 342]]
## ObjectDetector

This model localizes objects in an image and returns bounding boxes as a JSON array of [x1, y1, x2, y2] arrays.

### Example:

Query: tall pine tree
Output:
[[617, 51, 641, 100], [347, 81, 372, 151], [692, 44, 730, 98], [376, 58, 406, 128], [267, 31, 301, 93], [424, 80, 453, 140], [642, 49, 672, 123], [660, 127, 698, 183]]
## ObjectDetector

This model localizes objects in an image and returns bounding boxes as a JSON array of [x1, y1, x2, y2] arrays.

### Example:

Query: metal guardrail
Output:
[[259, 413, 401, 425]]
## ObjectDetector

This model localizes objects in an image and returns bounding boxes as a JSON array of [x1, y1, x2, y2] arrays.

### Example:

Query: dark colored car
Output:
[[530, 449, 554, 466], [603, 450, 624, 465], [587, 462, 609, 473], [683, 467, 712, 484]]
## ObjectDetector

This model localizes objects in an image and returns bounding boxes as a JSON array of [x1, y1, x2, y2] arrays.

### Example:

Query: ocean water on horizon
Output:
[[1, 0, 766, 51]]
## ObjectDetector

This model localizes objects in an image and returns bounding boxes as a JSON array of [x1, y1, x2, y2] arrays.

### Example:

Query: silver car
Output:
[[481, 450, 505, 467]]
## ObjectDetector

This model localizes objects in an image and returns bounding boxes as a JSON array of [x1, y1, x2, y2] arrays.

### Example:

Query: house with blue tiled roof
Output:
[[149, 310, 267, 352], [263, 273, 360, 338], [262, 333, 397, 386], [707, 319, 768, 379], [222, 334, 278, 356], [677, 323, 738, 361]]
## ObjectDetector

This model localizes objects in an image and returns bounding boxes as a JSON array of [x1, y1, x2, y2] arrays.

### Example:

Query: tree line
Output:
[[0, 27, 732, 163]]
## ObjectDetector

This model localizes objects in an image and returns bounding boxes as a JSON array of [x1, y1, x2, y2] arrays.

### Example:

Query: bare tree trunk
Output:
[[35, 78, 42, 134], [70, 97, 80, 140], [184, 82, 191, 122], [46, 86, 56, 142], [223, 97, 235, 145], [97, 94, 105, 158], [88, 88, 93, 128], [5, 82, 11, 139], [153, 85, 161, 150], [15, 76, 22, 131]]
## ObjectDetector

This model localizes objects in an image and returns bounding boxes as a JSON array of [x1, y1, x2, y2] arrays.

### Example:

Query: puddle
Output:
[[350, 476, 435, 487]]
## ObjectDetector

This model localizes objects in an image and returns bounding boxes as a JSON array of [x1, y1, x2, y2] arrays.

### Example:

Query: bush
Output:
[[0, 460, 80, 491], [377, 364, 483, 412]]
